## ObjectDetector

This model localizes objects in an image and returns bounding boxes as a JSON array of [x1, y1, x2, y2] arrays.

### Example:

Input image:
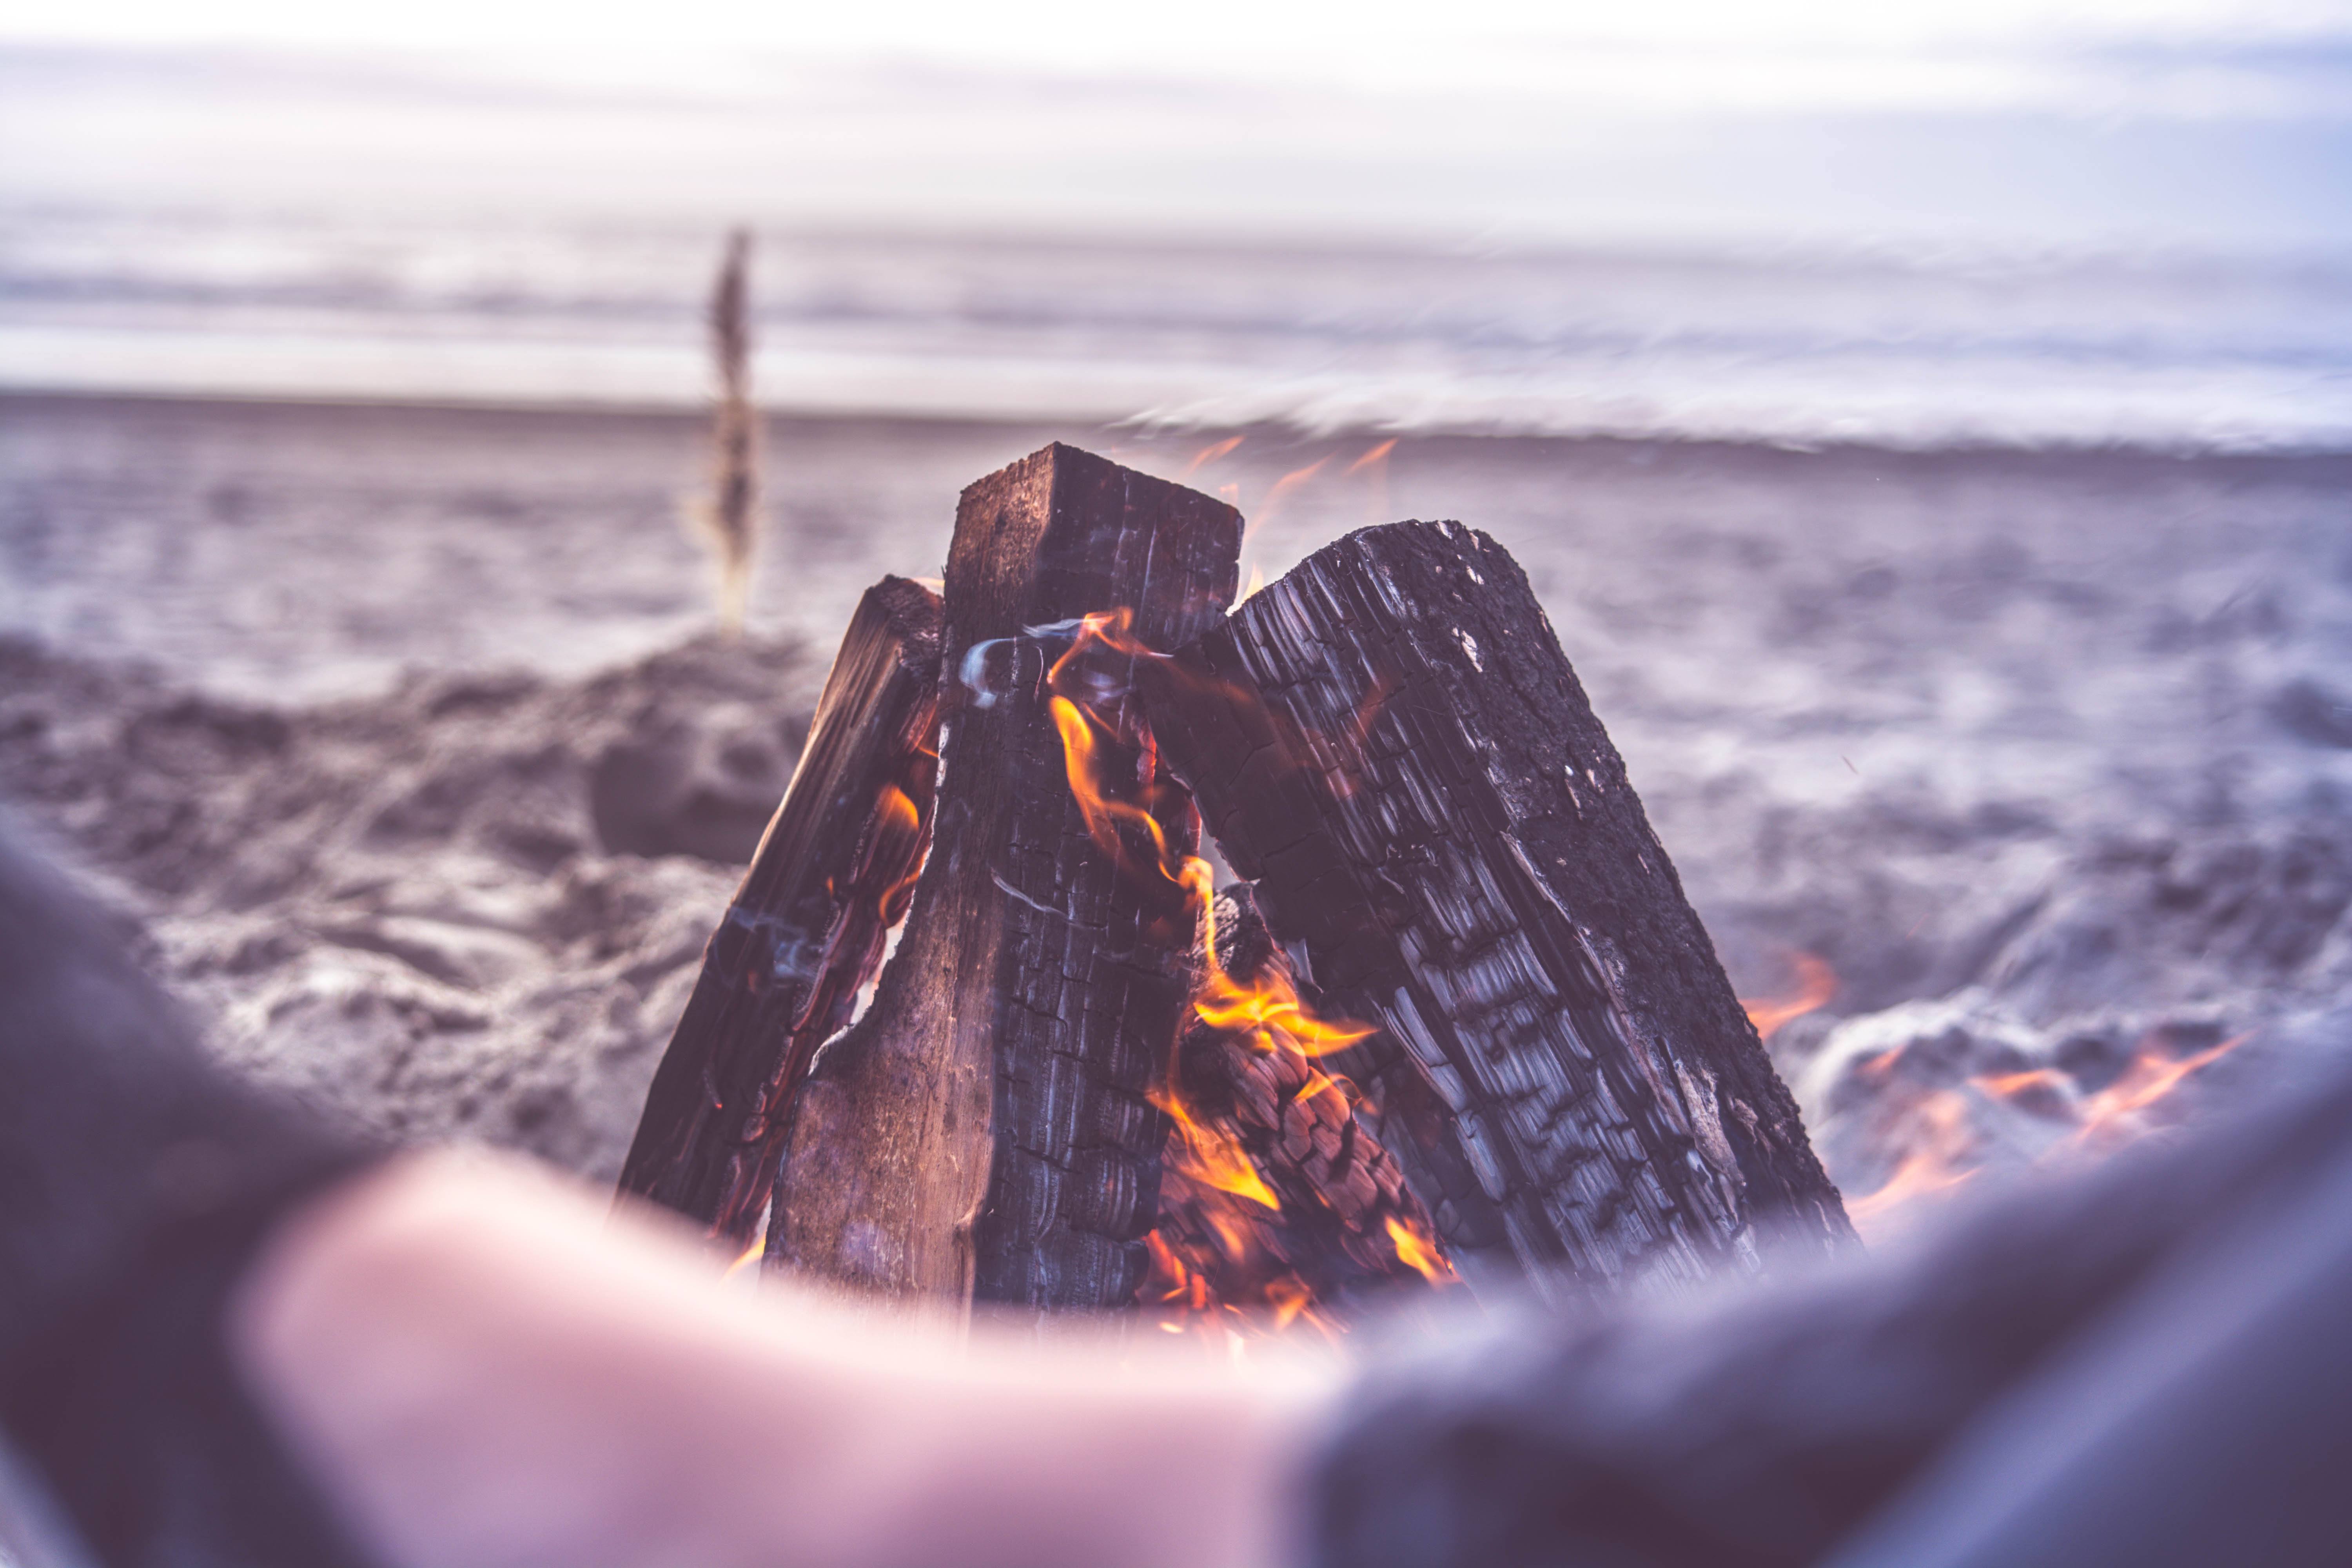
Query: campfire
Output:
[[619, 443, 1853, 1332]]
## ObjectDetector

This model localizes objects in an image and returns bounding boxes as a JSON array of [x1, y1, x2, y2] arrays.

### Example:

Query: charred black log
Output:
[[1144, 521, 1851, 1300], [616, 576, 942, 1246], [772, 445, 1240, 1310], [1146, 885, 1455, 1327]]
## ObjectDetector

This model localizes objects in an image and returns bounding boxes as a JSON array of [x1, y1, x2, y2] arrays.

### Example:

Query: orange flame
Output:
[[1385, 1214, 1458, 1286], [1347, 438, 1395, 521], [1237, 561, 1267, 604], [1741, 951, 1837, 1041], [1050, 695, 1180, 886], [1038, 609, 1200, 899], [1849, 1031, 2248, 1239], [721, 1234, 764, 1283], [1973, 1067, 2068, 1099], [1190, 943, 1375, 1059], [1969, 1066, 2074, 1117], [1040, 604, 1456, 1336], [1184, 435, 1245, 476], [875, 783, 918, 833], [1250, 457, 1331, 535], [867, 783, 927, 923], [1846, 1090, 1979, 1240], [1141, 844, 1436, 1340], [2074, 1033, 2245, 1148], [1857, 1044, 1907, 1081]]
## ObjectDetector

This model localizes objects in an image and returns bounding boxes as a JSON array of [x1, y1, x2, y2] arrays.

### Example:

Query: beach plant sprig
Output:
[[690, 228, 759, 635]]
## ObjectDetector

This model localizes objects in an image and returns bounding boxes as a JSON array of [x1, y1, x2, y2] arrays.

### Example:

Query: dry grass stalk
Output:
[[692, 228, 759, 635]]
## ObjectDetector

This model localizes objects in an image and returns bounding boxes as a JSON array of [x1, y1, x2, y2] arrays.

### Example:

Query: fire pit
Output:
[[620, 443, 1852, 1331]]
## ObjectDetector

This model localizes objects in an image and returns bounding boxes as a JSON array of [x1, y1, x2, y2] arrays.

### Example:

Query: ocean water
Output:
[[3, 37, 2350, 451]]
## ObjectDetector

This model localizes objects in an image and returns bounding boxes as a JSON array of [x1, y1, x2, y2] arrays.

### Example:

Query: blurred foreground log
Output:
[[771, 445, 1240, 1309], [616, 575, 942, 1246], [1145, 521, 1852, 1298]]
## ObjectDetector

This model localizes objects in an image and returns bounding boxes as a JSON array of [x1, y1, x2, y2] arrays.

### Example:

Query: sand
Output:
[[0, 629, 820, 1178], [4, 392, 2350, 1220]]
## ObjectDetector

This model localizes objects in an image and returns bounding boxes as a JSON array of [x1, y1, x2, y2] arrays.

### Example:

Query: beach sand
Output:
[[5, 392, 2350, 1216]]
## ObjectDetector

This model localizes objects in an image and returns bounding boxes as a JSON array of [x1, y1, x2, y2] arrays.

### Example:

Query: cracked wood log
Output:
[[772, 444, 1240, 1310], [1143, 520, 1853, 1301], [616, 576, 942, 1246]]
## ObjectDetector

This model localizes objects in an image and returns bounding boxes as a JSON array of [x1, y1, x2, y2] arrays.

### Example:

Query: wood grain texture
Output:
[[774, 445, 1240, 1310], [616, 576, 942, 1245], [1145, 521, 1852, 1300]]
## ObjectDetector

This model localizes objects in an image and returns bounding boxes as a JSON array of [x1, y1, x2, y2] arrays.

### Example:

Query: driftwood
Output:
[[616, 576, 942, 1245], [1145, 521, 1852, 1298], [771, 445, 1241, 1310]]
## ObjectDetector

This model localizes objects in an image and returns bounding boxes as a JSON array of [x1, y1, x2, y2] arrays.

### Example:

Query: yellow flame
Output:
[[1045, 604, 1452, 1336], [1385, 1214, 1458, 1285], [1191, 964, 1375, 1058], [867, 782, 928, 921], [720, 1235, 764, 1282], [1164, 1107, 1281, 1210]]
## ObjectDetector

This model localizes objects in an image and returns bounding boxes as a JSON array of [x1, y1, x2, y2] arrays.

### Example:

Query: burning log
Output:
[[771, 445, 1241, 1310], [632, 449, 1841, 1325], [616, 575, 942, 1248], [1145, 884, 1456, 1338], [1143, 521, 1852, 1298]]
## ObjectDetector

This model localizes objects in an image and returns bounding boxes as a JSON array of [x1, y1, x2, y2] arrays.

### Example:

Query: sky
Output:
[[2, 0, 2348, 255], [5, 0, 2350, 78], [0, 0, 2346, 430], [4, 0, 2344, 40]]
